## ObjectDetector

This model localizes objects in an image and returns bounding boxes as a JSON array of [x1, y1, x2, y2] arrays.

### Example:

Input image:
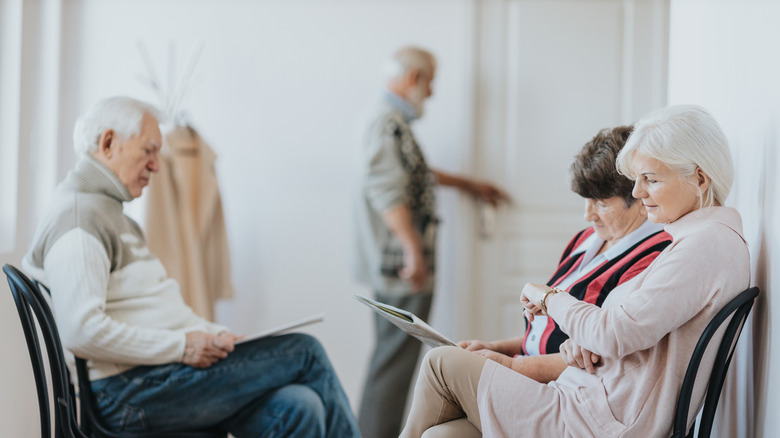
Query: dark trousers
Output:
[[358, 291, 434, 438]]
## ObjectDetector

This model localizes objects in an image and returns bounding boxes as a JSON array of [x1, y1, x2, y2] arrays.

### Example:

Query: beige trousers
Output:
[[422, 418, 482, 438], [400, 346, 488, 438]]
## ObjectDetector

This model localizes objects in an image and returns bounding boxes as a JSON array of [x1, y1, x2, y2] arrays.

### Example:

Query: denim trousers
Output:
[[90, 333, 360, 438]]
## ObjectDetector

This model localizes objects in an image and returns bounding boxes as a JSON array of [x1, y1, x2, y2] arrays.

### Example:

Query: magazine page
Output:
[[236, 312, 326, 345], [354, 294, 456, 347]]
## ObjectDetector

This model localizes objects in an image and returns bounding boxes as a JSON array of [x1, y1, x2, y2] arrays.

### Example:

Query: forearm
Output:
[[510, 353, 568, 384], [433, 169, 473, 191], [489, 337, 525, 356], [382, 203, 423, 251]]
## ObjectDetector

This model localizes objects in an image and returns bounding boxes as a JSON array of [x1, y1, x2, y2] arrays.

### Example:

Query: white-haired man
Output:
[[24, 96, 360, 437], [353, 46, 508, 438]]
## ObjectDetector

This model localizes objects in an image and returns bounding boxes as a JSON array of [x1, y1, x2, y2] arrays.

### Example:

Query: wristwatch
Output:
[[539, 287, 563, 315]]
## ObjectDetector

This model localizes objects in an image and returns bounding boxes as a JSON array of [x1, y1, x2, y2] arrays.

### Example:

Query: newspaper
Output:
[[354, 294, 456, 347]]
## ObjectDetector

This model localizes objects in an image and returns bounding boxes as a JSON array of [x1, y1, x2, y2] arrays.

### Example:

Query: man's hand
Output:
[[559, 339, 601, 374], [182, 331, 239, 368], [399, 245, 427, 292], [467, 181, 511, 207]]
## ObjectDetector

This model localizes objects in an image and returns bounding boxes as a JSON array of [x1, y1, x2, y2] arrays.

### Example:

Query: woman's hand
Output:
[[520, 282, 548, 322], [559, 339, 601, 373], [472, 349, 514, 369], [459, 339, 495, 351]]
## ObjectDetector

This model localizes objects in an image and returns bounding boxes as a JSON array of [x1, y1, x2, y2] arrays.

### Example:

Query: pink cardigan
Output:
[[478, 207, 750, 437]]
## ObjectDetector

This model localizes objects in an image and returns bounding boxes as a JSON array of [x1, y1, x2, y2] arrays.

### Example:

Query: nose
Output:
[[148, 151, 160, 173], [632, 180, 646, 199], [584, 199, 598, 222]]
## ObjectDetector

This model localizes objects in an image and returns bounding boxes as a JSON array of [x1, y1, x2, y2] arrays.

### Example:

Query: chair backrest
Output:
[[6, 264, 225, 438], [672, 286, 759, 438], [4, 264, 85, 438]]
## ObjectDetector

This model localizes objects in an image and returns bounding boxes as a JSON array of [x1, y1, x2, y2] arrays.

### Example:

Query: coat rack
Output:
[[135, 40, 203, 127]]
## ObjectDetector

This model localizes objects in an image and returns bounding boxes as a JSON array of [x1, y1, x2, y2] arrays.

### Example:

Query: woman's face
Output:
[[584, 196, 647, 245], [630, 151, 702, 223]]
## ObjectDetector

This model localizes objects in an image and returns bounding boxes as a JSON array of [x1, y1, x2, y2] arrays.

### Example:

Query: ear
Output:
[[405, 68, 421, 87], [695, 166, 711, 192], [97, 129, 115, 158]]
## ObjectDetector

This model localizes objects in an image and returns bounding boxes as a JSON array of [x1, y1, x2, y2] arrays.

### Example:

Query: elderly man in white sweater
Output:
[[23, 96, 360, 437]]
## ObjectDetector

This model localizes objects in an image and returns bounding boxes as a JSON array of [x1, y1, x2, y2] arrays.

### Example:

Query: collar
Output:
[[664, 206, 745, 242], [383, 90, 419, 122], [67, 154, 134, 203], [571, 219, 665, 261]]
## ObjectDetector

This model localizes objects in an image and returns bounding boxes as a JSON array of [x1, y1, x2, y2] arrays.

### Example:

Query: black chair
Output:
[[672, 286, 759, 438], [5, 264, 227, 438]]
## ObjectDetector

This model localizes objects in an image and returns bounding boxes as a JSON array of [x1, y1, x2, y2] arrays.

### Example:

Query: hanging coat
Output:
[[145, 126, 234, 321]]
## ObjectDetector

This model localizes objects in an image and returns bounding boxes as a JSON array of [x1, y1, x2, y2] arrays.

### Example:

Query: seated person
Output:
[[22, 96, 360, 437], [461, 125, 671, 383], [400, 105, 750, 437]]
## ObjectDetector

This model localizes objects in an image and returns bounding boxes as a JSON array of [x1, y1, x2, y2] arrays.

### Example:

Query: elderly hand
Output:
[[459, 339, 496, 351], [559, 339, 601, 374], [472, 349, 514, 369], [468, 181, 511, 206], [400, 246, 428, 292], [520, 282, 549, 322], [182, 331, 239, 368]]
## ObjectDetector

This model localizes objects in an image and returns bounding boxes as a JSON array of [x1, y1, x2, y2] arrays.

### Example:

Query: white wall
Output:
[[5, 1, 774, 437], [668, 1, 780, 436], [2, 0, 480, 434]]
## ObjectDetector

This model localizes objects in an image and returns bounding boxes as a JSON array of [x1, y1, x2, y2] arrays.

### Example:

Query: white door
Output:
[[463, 0, 670, 341]]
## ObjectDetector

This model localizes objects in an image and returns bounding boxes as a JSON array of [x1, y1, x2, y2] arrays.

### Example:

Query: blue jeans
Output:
[[91, 333, 360, 438]]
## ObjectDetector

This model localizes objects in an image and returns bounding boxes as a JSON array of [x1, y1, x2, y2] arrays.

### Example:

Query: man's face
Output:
[[101, 114, 162, 198], [407, 68, 435, 117]]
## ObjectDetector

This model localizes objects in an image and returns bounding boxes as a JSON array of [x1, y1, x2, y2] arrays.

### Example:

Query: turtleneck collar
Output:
[[67, 154, 134, 203], [663, 206, 745, 243]]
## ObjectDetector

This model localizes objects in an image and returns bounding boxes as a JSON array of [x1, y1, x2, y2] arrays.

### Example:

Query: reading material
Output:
[[236, 312, 326, 345], [354, 294, 456, 348]]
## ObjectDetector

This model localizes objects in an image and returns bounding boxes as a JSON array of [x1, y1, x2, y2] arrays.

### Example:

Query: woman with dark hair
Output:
[[459, 125, 671, 383], [401, 105, 750, 438]]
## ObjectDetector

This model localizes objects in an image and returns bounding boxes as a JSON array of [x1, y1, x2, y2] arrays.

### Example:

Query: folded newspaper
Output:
[[354, 294, 456, 347], [236, 312, 326, 344]]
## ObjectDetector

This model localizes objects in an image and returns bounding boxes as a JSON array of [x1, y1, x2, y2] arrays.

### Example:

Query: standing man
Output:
[[353, 46, 508, 438]]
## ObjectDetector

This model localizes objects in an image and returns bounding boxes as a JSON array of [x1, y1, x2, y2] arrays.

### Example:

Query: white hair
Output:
[[616, 104, 734, 207], [72, 96, 162, 155], [382, 46, 437, 83]]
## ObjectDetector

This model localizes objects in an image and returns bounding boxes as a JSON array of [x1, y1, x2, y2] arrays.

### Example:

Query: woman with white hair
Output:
[[400, 105, 750, 438]]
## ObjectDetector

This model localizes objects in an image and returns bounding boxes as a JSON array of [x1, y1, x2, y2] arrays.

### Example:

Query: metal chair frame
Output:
[[671, 286, 759, 438], [5, 264, 226, 438]]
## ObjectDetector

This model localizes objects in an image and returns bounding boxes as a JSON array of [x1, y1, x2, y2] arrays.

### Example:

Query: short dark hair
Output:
[[570, 125, 635, 206]]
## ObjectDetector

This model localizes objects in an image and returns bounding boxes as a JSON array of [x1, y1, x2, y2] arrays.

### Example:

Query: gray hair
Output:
[[382, 46, 437, 83], [72, 96, 162, 155], [616, 104, 734, 207]]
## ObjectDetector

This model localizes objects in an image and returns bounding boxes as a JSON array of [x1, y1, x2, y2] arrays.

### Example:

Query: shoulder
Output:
[[674, 219, 745, 252], [563, 228, 594, 254], [41, 189, 125, 253], [365, 103, 407, 136], [627, 230, 673, 256]]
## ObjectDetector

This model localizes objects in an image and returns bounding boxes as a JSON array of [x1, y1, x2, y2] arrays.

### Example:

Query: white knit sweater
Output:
[[23, 155, 226, 380]]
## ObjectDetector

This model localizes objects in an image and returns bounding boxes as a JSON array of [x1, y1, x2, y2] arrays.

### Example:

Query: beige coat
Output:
[[145, 126, 234, 321]]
